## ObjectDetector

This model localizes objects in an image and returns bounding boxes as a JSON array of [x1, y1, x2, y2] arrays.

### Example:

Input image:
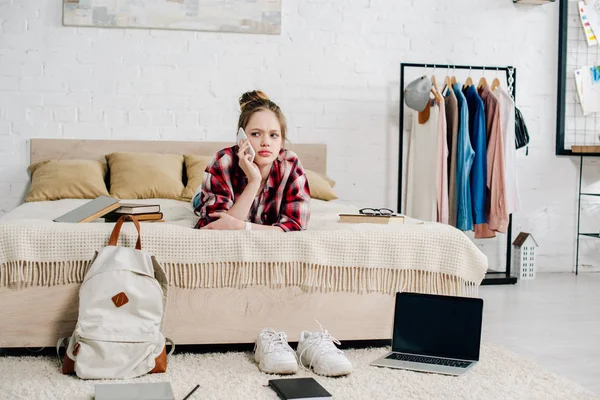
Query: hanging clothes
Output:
[[476, 84, 508, 237], [444, 88, 459, 227], [434, 87, 449, 225], [406, 99, 440, 222], [493, 86, 522, 214], [462, 85, 487, 227], [452, 83, 475, 231]]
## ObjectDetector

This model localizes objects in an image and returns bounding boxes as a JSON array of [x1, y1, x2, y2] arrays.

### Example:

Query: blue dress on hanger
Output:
[[463, 85, 487, 225], [452, 83, 475, 231]]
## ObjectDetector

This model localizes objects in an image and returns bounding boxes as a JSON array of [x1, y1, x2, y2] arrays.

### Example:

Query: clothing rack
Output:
[[398, 62, 517, 285]]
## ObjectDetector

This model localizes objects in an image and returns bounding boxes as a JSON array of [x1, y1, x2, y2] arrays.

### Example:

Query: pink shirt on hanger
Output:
[[475, 85, 508, 238]]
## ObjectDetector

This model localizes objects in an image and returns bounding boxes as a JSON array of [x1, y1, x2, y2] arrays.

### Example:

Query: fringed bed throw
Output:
[[0, 219, 487, 297]]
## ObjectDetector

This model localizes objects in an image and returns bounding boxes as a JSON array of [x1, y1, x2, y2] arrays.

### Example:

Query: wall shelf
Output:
[[513, 0, 555, 4], [575, 155, 600, 273], [579, 233, 600, 239]]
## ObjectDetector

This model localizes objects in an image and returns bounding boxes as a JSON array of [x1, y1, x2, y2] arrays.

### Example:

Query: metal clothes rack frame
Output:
[[398, 62, 517, 285]]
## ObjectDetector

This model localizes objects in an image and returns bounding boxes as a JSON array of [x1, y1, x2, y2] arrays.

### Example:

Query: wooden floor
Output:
[[480, 273, 600, 395]]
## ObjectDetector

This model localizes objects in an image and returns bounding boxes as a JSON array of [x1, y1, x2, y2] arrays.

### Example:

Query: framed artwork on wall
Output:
[[63, 0, 282, 35]]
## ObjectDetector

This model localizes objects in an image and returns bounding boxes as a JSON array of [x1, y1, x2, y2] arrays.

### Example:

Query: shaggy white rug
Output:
[[0, 344, 596, 400]]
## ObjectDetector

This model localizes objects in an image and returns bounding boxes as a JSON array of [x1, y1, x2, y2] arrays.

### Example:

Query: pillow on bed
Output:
[[305, 169, 338, 201], [26, 159, 109, 202], [321, 173, 336, 188], [106, 152, 184, 200], [181, 154, 213, 202]]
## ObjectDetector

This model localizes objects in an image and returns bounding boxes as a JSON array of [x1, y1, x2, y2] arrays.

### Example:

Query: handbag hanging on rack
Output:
[[515, 107, 530, 155]]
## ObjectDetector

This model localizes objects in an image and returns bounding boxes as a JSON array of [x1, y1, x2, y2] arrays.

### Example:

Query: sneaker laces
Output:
[[255, 329, 296, 355], [298, 320, 344, 371]]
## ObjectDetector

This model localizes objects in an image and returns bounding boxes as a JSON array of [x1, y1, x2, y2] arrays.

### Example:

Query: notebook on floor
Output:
[[268, 377, 332, 400], [370, 291, 483, 376]]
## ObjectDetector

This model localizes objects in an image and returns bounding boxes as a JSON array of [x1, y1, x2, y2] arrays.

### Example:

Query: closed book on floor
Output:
[[53, 196, 120, 223], [114, 203, 161, 214], [338, 214, 405, 224], [268, 377, 332, 400]]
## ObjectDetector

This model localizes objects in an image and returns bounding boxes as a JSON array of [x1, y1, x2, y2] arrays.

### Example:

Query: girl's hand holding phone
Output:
[[237, 138, 261, 183]]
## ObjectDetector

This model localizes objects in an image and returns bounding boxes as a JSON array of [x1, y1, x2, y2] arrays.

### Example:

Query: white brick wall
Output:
[[0, 0, 584, 272]]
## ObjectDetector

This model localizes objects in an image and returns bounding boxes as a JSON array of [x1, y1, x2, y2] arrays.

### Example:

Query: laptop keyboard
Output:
[[385, 353, 472, 368]]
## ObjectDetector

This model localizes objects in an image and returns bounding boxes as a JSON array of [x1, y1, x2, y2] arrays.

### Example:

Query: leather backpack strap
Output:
[[108, 215, 142, 250], [166, 337, 176, 356]]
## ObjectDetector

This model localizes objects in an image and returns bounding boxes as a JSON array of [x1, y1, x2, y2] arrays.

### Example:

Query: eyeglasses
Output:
[[359, 208, 395, 216]]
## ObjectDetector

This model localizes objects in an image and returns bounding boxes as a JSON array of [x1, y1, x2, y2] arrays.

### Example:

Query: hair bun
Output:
[[239, 90, 270, 111]]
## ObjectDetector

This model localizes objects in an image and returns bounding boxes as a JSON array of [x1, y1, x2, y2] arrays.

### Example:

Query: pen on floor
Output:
[[182, 384, 200, 400]]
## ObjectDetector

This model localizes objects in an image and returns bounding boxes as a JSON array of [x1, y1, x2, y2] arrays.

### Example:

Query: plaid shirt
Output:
[[192, 146, 311, 231]]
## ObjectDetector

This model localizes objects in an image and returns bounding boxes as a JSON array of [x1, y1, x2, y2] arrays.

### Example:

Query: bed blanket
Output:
[[0, 199, 488, 296]]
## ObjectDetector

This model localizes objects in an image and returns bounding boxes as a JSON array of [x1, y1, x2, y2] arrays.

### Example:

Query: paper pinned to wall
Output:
[[579, 1, 598, 46], [574, 66, 600, 115], [575, 68, 584, 107], [586, 1, 600, 40]]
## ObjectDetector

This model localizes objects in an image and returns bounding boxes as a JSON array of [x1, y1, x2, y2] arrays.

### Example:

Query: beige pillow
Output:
[[322, 174, 336, 188], [181, 154, 213, 201], [26, 159, 109, 202], [305, 169, 338, 201], [106, 152, 184, 200]]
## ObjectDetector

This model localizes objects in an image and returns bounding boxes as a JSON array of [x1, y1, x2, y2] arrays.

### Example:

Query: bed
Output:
[[0, 139, 488, 348]]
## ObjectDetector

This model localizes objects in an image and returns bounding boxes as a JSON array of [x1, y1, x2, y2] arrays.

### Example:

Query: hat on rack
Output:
[[404, 75, 432, 112]]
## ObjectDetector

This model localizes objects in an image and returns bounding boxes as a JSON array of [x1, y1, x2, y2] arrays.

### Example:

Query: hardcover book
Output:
[[53, 196, 120, 223], [103, 212, 164, 222], [338, 214, 405, 225], [113, 203, 161, 214]]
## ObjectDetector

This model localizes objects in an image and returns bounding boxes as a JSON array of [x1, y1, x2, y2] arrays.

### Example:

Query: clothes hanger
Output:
[[451, 65, 457, 85], [477, 66, 488, 89], [431, 65, 445, 105], [443, 65, 453, 95], [491, 67, 501, 91], [464, 66, 473, 88], [431, 65, 439, 92]]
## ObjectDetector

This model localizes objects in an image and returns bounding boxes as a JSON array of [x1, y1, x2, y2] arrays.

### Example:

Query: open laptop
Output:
[[371, 292, 483, 376]]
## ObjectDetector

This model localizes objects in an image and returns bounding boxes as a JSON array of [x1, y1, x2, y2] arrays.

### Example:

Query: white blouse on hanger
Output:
[[493, 86, 522, 214], [406, 102, 439, 222]]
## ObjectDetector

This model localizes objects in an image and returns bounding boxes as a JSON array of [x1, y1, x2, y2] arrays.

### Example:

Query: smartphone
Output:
[[236, 127, 256, 162]]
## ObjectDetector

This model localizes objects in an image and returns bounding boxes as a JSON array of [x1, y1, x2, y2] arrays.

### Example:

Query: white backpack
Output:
[[58, 215, 174, 379]]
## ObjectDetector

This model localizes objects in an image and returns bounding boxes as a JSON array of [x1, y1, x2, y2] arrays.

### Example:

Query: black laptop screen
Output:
[[392, 292, 483, 361]]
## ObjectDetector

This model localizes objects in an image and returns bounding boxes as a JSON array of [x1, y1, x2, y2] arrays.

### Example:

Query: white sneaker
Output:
[[297, 324, 353, 377], [254, 328, 298, 374]]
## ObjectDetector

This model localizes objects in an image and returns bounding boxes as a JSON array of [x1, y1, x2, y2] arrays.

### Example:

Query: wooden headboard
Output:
[[30, 139, 327, 174]]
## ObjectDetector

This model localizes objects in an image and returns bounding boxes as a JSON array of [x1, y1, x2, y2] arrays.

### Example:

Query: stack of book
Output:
[[104, 202, 163, 223], [53, 197, 164, 223]]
